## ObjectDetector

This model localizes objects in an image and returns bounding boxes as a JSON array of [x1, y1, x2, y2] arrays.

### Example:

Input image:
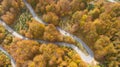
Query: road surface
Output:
[[23, 0, 95, 64]]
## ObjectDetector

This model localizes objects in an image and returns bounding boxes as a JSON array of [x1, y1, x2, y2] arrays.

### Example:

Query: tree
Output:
[[42, 12, 59, 25], [43, 24, 63, 42], [0, 25, 6, 41], [5, 40, 40, 67], [27, 19, 45, 39]]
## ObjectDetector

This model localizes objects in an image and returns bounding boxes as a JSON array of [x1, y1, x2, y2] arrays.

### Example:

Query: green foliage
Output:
[[15, 12, 32, 32]]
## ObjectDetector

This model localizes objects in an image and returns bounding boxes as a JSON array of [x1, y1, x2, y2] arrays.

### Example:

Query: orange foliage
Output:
[[43, 24, 63, 42]]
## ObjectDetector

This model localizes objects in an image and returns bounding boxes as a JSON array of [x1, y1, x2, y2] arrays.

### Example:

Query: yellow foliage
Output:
[[0, 25, 6, 40], [0, 0, 25, 25], [43, 12, 59, 25], [1, 11, 15, 25], [68, 61, 78, 67], [27, 19, 45, 39], [5, 40, 40, 66], [63, 36, 76, 44], [43, 24, 63, 42], [0, 51, 11, 66]]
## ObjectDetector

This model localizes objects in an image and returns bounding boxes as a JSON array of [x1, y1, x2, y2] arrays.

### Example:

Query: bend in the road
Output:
[[23, 0, 95, 64]]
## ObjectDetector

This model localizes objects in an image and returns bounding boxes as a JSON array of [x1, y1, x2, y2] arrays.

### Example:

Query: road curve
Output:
[[0, 18, 96, 64], [0, 17, 95, 65], [23, 0, 95, 64], [0, 0, 96, 64], [0, 0, 116, 66]]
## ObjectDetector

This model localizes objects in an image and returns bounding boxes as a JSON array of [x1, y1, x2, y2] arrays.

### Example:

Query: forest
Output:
[[0, 0, 120, 67]]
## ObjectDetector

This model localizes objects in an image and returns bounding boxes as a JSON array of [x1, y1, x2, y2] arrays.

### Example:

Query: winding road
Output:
[[0, 18, 96, 66], [1, 0, 118, 67], [23, 0, 95, 64]]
